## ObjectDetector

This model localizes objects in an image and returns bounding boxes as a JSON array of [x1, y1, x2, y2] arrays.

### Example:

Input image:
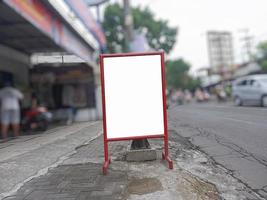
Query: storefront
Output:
[[30, 63, 99, 121], [0, 0, 106, 122]]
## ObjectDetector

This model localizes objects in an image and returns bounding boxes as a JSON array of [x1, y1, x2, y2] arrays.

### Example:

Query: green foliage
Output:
[[165, 59, 200, 90], [257, 42, 267, 58], [103, 3, 177, 54], [165, 59, 189, 89], [257, 41, 267, 72], [102, 3, 198, 90], [131, 7, 177, 54], [186, 77, 201, 91], [102, 4, 125, 53], [260, 59, 267, 72]]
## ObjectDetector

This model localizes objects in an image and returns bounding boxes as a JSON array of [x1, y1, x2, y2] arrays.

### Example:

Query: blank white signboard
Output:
[[103, 54, 164, 139]]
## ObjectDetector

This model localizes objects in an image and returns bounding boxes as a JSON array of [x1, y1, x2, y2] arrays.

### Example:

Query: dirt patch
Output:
[[127, 177, 163, 195], [182, 176, 220, 200]]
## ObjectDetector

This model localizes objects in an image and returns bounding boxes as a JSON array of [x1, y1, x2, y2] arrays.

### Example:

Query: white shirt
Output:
[[0, 87, 23, 110]]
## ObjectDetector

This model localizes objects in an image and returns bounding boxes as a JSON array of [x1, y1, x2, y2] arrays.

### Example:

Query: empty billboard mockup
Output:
[[102, 54, 165, 139]]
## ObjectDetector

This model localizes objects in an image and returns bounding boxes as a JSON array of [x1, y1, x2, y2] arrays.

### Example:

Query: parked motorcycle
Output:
[[21, 106, 52, 132]]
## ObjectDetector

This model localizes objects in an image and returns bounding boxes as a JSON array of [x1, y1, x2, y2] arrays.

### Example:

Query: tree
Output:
[[102, 3, 177, 54], [186, 77, 201, 91], [260, 59, 267, 73], [257, 42, 267, 58], [257, 41, 267, 72], [165, 58, 200, 90]]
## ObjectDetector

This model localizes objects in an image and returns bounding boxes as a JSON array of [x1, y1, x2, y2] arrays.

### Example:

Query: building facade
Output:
[[207, 31, 234, 79], [0, 0, 106, 121]]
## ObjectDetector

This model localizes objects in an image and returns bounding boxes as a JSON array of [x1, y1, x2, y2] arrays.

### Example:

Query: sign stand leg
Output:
[[162, 135, 173, 169], [102, 140, 110, 175]]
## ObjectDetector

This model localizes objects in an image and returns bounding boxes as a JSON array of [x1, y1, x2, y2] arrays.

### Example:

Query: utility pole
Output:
[[123, 0, 150, 150], [239, 28, 254, 62], [84, 0, 109, 23], [123, 0, 134, 52]]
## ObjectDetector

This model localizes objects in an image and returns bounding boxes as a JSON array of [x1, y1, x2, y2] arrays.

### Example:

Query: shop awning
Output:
[[0, 2, 62, 54], [0, 0, 102, 62]]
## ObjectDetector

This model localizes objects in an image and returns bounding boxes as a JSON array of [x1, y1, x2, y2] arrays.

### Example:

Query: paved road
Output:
[[168, 103, 267, 199]]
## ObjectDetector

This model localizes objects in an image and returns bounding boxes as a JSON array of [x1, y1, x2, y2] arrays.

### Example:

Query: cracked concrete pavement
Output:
[[1, 121, 223, 200], [1, 103, 266, 199], [168, 103, 267, 199], [0, 122, 102, 199]]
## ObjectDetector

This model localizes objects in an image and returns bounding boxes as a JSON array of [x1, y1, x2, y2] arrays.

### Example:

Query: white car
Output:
[[232, 74, 267, 107]]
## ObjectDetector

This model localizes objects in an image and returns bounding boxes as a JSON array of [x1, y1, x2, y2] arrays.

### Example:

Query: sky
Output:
[[99, 0, 267, 74]]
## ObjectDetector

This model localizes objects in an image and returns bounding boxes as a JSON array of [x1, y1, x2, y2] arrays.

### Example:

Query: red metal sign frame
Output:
[[100, 51, 173, 174]]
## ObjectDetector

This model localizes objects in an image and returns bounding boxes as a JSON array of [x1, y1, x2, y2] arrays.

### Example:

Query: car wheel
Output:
[[234, 96, 242, 106], [261, 95, 267, 107]]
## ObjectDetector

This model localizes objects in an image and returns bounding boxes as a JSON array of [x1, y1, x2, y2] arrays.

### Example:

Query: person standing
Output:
[[0, 82, 23, 141]]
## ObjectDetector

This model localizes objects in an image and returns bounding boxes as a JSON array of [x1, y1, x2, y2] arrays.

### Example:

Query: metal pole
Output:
[[123, 0, 134, 52], [123, 0, 150, 150]]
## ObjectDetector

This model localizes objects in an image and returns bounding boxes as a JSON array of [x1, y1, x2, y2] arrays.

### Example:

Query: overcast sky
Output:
[[103, 0, 267, 73]]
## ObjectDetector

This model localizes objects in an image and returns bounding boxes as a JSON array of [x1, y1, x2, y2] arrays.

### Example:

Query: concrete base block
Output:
[[126, 146, 157, 162]]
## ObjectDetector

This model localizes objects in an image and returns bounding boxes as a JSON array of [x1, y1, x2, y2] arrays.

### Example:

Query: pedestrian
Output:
[[0, 82, 23, 141]]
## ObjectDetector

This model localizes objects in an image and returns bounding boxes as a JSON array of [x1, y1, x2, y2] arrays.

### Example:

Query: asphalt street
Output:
[[168, 102, 267, 199]]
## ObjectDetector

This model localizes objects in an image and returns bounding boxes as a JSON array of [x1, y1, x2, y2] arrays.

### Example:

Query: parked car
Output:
[[232, 74, 267, 107]]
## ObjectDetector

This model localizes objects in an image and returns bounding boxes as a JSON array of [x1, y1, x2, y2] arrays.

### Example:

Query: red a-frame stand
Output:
[[99, 52, 173, 175]]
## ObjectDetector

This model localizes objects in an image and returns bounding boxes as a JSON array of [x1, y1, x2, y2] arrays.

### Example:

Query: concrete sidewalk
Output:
[[1, 126, 220, 200], [0, 121, 259, 199], [0, 122, 101, 199]]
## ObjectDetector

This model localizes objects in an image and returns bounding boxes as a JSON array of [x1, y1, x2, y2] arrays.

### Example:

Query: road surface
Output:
[[168, 103, 267, 199]]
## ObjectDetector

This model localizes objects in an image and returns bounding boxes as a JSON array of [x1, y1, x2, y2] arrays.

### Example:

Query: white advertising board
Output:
[[102, 53, 165, 139]]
